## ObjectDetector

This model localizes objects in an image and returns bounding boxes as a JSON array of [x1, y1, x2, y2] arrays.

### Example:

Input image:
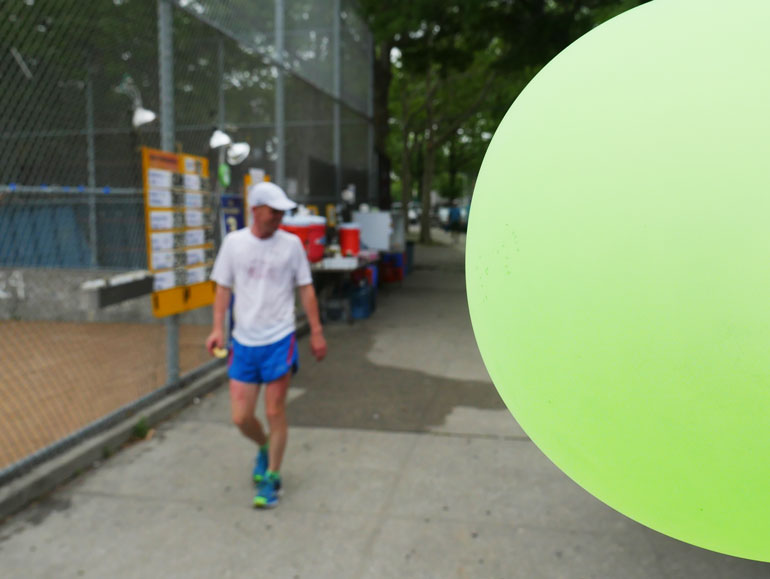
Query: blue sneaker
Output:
[[254, 474, 281, 508], [252, 446, 269, 484]]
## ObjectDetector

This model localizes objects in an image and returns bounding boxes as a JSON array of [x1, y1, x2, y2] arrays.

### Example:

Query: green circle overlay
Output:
[[467, 0, 770, 562]]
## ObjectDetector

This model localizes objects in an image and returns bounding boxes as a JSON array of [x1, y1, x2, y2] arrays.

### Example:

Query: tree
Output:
[[360, 1, 498, 240], [406, 48, 499, 242], [359, 0, 649, 243]]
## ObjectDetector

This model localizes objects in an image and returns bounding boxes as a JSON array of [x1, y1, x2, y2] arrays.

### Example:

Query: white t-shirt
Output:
[[210, 228, 313, 346]]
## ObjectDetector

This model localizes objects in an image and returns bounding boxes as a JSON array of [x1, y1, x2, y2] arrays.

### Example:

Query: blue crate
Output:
[[350, 284, 372, 319]]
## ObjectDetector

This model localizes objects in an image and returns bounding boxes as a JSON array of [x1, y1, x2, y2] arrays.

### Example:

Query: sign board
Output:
[[142, 147, 216, 317], [220, 194, 245, 237]]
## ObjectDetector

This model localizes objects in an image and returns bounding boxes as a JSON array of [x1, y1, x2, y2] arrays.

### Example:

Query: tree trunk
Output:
[[448, 137, 458, 199], [400, 131, 412, 232], [419, 142, 436, 244], [373, 40, 393, 209]]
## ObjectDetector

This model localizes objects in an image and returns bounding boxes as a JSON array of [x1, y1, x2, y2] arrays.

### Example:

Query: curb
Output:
[[0, 365, 228, 521], [0, 322, 312, 521]]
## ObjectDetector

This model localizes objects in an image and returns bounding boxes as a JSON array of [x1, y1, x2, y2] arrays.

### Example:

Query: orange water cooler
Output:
[[280, 215, 327, 262], [338, 223, 360, 256]]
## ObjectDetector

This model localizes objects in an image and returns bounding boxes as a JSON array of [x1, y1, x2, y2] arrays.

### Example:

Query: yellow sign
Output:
[[142, 147, 216, 317], [325, 203, 337, 227]]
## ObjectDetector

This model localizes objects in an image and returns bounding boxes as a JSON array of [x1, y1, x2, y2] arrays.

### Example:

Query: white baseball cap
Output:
[[248, 181, 297, 211]]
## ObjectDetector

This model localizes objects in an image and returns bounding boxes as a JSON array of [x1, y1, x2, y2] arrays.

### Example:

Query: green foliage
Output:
[[131, 417, 150, 441], [360, 0, 650, 239]]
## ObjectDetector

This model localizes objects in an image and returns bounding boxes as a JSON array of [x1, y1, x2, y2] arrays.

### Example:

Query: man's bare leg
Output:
[[263, 372, 291, 472], [229, 379, 268, 447]]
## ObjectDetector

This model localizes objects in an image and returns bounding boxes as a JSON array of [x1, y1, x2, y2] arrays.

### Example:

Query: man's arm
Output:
[[205, 284, 232, 354], [298, 283, 327, 361]]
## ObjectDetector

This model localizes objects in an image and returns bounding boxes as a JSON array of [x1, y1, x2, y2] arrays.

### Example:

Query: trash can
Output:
[[350, 284, 373, 319]]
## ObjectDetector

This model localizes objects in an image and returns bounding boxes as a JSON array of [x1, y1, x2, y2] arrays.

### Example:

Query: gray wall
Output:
[[0, 268, 211, 325]]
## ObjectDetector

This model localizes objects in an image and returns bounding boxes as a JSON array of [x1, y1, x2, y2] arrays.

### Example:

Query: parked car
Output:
[[392, 201, 420, 225]]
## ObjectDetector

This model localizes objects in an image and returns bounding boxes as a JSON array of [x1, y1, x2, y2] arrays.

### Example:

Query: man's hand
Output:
[[310, 329, 327, 361], [205, 328, 224, 356], [299, 284, 326, 361]]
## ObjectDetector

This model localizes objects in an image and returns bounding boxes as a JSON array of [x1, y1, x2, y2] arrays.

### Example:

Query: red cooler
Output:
[[281, 215, 327, 262], [339, 223, 360, 256], [280, 217, 308, 244], [306, 216, 327, 262]]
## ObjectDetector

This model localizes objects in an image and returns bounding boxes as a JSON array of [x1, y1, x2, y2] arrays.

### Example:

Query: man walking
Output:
[[206, 181, 327, 508]]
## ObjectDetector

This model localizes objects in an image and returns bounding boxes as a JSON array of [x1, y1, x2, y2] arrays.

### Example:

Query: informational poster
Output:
[[142, 147, 216, 317], [220, 194, 245, 238]]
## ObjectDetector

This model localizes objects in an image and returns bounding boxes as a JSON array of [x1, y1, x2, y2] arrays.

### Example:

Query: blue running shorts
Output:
[[228, 332, 298, 384]]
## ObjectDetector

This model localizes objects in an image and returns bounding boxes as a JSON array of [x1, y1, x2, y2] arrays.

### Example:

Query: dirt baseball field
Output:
[[0, 320, 213, 469]]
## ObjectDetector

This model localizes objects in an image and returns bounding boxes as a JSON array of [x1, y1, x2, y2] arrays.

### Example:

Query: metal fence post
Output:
[[367, 31, 377, 204], [158, 2, 175, 151], [215, 36, 227, 217], [215, 38, 232, 344], [274, 0, 285, 187], [333, 0, 342, 197], [158, 0, 180, 385], [218, 38, 225, 130], [214, 36, 227, 203], [85, 63, 98, 268]]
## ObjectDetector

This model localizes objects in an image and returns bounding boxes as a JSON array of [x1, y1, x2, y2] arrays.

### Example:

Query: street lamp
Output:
[[209, 129, 232, 149], [131, 106, 156, 129], [226, 142, 250, 165], [209, 128, 250, 167], [115, 74, 157, 129], [209, 128, 251, 195]]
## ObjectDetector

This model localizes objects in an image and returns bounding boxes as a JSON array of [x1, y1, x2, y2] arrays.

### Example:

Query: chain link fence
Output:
[[0, 0, 373, 483]]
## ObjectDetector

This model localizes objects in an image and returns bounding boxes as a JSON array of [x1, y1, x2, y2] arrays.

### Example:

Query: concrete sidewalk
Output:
[[1, 233, 768, 578]]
